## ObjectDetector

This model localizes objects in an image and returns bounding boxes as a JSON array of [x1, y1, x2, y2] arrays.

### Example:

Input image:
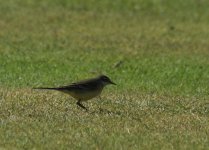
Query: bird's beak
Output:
[[109, 80, 116, 85]]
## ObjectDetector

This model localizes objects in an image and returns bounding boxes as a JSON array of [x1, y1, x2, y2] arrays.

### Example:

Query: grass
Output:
[[0, 0, 209, 149]]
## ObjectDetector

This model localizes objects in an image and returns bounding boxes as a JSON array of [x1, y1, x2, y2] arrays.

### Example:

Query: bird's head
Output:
[[99, 75, 116, 86]]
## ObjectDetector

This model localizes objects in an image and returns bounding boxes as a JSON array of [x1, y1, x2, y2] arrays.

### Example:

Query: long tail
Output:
[[33, 87, 59, 90]]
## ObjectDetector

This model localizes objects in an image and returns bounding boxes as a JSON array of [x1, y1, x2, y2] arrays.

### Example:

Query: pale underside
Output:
[[61, 88, 103, 101]]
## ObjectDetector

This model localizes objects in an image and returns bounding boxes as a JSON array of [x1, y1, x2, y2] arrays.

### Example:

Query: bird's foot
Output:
[[76, 101, 88, 111]]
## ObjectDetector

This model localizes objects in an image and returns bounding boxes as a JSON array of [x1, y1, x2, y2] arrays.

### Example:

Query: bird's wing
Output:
[[56, 78, 98, 91]]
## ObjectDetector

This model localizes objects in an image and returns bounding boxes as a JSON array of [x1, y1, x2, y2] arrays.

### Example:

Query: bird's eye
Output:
[[104, 77, 109, 81], [101, 76, 108, 81]]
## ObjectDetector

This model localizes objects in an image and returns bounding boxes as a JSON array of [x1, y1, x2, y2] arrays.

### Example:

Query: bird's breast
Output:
[[62, 88, 103, 101]]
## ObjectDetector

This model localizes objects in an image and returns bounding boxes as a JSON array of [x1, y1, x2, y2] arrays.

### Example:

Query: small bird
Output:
[[34, 75, 116, 110]]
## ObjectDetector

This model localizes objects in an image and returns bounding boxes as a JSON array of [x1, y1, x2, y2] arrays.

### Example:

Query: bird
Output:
[[33, 75, 116, 110]]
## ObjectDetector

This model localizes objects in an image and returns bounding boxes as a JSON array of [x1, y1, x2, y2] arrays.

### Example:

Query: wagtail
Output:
[[34, 75, 116, 110]]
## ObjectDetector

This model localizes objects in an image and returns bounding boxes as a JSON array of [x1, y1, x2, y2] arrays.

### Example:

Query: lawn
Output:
[[0, 0, 209, 149]]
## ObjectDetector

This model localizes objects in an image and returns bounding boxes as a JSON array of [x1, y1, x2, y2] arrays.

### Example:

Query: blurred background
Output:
[[0, 0, 209, 97]]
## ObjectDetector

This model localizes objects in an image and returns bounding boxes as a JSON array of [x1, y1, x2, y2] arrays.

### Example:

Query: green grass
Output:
[[0, 0, 209, 149]]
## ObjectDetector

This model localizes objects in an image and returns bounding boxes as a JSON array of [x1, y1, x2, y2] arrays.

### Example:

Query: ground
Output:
[[0, 0, 209, 149]]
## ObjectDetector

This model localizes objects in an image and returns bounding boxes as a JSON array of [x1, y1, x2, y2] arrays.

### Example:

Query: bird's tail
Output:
[[33, 87, 59, 90]]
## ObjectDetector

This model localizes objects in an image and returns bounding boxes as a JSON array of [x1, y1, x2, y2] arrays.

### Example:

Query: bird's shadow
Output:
[[88, 107, 151, 130], [88, 108, 123, 116]]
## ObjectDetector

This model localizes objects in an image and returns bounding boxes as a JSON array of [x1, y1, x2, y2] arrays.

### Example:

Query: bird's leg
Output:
[[98, 96, 103, 111], [76, 101, 88, 111]]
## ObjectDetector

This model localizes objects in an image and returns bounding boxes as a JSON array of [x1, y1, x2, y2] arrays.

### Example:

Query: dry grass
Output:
[[0, 88, 208, 149]]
